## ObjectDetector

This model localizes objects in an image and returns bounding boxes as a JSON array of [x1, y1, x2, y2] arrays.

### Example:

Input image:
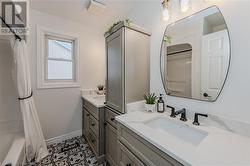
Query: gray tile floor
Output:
[[24, 136, 100, 166]]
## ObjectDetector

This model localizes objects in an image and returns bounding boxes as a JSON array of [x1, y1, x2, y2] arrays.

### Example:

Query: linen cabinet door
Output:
[[106, 28, 124, 114], [106, 123, 118, 166]]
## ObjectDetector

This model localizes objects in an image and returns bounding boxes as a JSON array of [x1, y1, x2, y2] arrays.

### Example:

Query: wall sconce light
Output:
[[162, 0, 192, 21], [162, 0, 170, 21], [180, 0, 191, 12]]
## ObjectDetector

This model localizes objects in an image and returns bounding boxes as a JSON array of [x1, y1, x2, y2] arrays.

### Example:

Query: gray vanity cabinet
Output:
[[105, 22, 150, 114], [105, 22, 150, 165], [117, 123, 183, 166], [105, 106, 119, 166], [83, 108, 90, 138], [106, 121, 118, 166], [82, 99, 105, 164], [117, 142, 144, 166]]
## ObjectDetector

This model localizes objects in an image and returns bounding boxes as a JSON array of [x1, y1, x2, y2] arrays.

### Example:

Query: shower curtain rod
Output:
[[0, 16, 22, 41]]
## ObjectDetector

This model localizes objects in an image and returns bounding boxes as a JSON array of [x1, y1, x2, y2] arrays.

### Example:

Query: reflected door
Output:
[[201, 30, 230, 100]]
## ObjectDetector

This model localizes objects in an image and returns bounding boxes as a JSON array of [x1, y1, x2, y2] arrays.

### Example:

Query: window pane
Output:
[[47, 60, 73, 80], [48, 39, 73, 60]]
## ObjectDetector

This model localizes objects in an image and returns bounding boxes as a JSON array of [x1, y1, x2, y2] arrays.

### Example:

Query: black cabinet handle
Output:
[[91, 139, 95, 143], [126, 164, 131, 166], [86, 113, 90, 116], [111, 117, 115, 121], [104, 122, 107, 126], [91, 123, 95, 126]]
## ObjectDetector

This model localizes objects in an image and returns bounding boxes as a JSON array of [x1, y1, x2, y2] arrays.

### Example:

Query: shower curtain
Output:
[[12, 39, 48, 162]]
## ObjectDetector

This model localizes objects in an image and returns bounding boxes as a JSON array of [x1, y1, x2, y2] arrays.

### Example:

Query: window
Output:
[[37, 27, 79, 89], [46, 37, 74, 80]]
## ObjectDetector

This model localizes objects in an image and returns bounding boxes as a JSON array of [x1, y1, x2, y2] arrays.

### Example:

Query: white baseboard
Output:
[[46, 130, 82, 145]]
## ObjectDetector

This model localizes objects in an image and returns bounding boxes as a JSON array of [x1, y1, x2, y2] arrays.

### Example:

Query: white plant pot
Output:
[[96, 90, 104, 95], [144, 103, 155, 112]]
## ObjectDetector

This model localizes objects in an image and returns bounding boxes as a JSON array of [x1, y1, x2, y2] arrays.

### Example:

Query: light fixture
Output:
[[180, 0, 191, 12], [162, 0, 170, 21]]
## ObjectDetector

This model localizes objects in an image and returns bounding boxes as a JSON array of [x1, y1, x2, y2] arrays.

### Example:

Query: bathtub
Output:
[[1, 133, 25, 166]]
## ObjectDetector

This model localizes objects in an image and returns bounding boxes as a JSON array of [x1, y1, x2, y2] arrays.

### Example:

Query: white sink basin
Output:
[[144, 117, 208, 145]]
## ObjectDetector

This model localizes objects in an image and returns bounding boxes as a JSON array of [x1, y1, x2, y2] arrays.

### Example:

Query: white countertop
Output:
[[82, 94, 105, 108], [116, 111, 250, 166]]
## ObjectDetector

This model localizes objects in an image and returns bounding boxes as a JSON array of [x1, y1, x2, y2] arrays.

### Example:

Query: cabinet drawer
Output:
[[118, 142, 145, 166], [88, 132, 99, 155], [83, 99, 99, 120], [106, 107, 119, 128], [89, 115, 99, 138], [83, 108, 90, 136], [118, 125, 183, 166]]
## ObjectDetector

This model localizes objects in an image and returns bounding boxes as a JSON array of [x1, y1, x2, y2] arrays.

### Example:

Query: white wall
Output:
[[28, 9, 106, 139], [28, 0, 250, 140], [127, 0, 250, 123]]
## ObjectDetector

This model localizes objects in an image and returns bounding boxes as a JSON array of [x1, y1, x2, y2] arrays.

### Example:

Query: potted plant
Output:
[[97, 84, 104, 91], [143, 93, 157, 112], [104, 19, 132, 36], [97, 84, 105, 95]]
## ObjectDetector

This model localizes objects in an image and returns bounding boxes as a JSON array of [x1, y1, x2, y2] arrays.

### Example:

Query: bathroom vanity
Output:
[[82, 94, 250, 166], [82, 21, 151, 165], [117, 122, 183, 166], [105, 21, 150, 114], [104, 21, 151, 165], [82, 94, 106, 164], [116, 111, 250, 166]]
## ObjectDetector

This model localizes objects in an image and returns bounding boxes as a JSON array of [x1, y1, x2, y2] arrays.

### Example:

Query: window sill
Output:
[[37, 82, 80, 90]]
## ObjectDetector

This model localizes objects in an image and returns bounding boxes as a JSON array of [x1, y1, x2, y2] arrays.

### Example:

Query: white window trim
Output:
[[37, 26, 80, 89]]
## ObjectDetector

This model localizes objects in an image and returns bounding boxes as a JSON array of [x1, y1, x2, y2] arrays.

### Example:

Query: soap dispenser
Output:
[[157, 94, 165, 113]]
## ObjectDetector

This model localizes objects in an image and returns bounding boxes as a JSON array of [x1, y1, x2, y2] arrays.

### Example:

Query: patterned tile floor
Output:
[[24, 136, 100, 166]]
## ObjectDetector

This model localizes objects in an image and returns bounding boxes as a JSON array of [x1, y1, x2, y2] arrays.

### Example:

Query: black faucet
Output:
[[167, 105, 175, 117], [193, 113, 208, 125], [167, 105, 187, 121], [174, 108, 187, 121]]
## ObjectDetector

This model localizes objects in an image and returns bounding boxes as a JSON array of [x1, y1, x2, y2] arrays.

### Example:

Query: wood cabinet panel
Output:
[[106, 106, 119, 129], [118, 124, 183, 166], [118, 142, 145, 166], [82, 98, 105, 164], [89, 115, 99, 138], [106, 123, 118, 166], [83, 99, 99, 120]]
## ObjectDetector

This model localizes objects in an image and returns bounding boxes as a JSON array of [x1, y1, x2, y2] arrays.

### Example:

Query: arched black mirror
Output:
[[160, 6, 231, 102]]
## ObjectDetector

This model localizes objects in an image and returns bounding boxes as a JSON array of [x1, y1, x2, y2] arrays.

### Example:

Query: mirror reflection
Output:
[[161, 6, 230, 102]]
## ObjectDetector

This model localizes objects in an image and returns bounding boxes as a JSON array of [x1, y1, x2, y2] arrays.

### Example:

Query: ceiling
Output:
[[30, 0, 147, 31]]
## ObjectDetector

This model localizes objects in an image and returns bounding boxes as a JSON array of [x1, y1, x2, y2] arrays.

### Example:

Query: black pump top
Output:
[[159, 94, 163, 100]]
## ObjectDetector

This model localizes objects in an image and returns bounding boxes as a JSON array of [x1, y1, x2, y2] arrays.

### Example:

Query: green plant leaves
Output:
[[144, 93, 157, 104], [105, 19, 132, 35], [164, 35, 172, 44]]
